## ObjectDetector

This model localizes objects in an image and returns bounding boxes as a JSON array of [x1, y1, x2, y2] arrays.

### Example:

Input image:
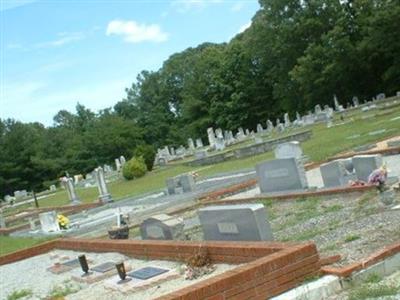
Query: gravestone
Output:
[[266, 119, 274, 132], [333, 94, 340, 111], [284, 113, 291, 127], [276, 123, 285, 133], [215, 137, 225, 151], [320, 159, 356, 188], [376, 93, 385, 100], [237, 127, 246, 140], [50, 185, 57, 192], [127, 267, 169, 280], [207, 127, 216, 148], [95, 166, 112, 203], [120, 156, 126, 166], [140, 214, 184, 240], [215, 128, 224, 139], [188, 138, 195, 150], [195, 150, 207, 159], [0, 210, 5, 228], [195, 138, 203, 148], [274, 141, 303, 159], [115, 158, 122, 171], [39, 211, 59, 232], [352, 154, 383, 182], [256, 123, 264, 134], [314, 104, 322, 114], [256, 158, 308, 193], [352, 96, 359, 107], [170, 147, 176, 156], [166, 173, 196, 195], [14, 190, 28, 199], [198, 204, 273, 241], [61, 177, 81, 204]]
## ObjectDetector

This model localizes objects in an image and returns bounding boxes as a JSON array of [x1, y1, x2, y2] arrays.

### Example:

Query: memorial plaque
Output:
[[91, 262, 116, 273], [217, 222, 239, 234], [127, 267, 169, 280], [61, 258, 80, 267]]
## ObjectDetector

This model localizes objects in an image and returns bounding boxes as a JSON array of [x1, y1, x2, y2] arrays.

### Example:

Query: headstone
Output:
[[266, 119, 274, 132], [314, 105, 322, 114], [215, 137, 225, 151], [274, 141, 303, 159], [61, 177, 81, 204], [215, 128, 224, 139], [14, 190, 28, 199], [140, 214, 184, 240], [170, 147, 176, 156], [256, 123, 264, 134], [50, 185, 57, 192], [187, 138, 195, 150], [166, 173, 196, 195], [376, 93, 385, 100], [352, 154, 383, 182], [120, 156, 126, 166], [320, 159, 356, 188], [255, 158, 308, 193], [284, 113, 291, 127], [245, 129, 250, 136], [207, 127, 216, 148], [198, 204, 273, 241], [195, 138, 203, 148], [195, 150, 207, 159], [276, 123, 285, 133], [296, 112, 301, 122], [352, 96, 359, 107], [115, 158, 122, 171], [254, 136, 263, 144], [0, 210, 5, 228], [397, 91, 400, 97], [39, 211, 60, 232], [333, 94, 340, 111], [237, 127, 245, 139], [95, 166, 112, 203]]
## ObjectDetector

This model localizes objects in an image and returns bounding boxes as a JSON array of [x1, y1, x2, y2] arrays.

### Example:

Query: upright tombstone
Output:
[[296, 112, 301, 122], [256, 123, 264, 134], [95, 166, 113, 203], [237, 127, 245, 140], [256, 158, 308, 193], [187, 138, 195, 150], [215, 137, 225, 151], [333, 94, 340, 111], [61, 177, 81, 204], [314, 104, 322, 114], [352, 154, 383, 182], [207, 127, 216, 148], [352, 96, 359, 107], [39, 211, 59, 232], [284, 113, 291, 127], [198, 204, 273, 241], [166, 173, 196, 195], [215, 128, 224, 139], [115, 158, 122, 171], [320, 159, 356, 188], [376, 93, 386, 101], [274, 141, 303, 159], [266, 119, 274, 132], [50, 185, 57, 192], [195, 138, 203, 148], [140, 214, 184, 240], [119, 156, 126, 166], [170, 147, 176, 156], [276, 123, 285, 133]]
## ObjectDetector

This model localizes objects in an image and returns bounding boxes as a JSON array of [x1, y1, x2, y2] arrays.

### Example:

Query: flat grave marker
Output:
[[127, 266, 169, 280]]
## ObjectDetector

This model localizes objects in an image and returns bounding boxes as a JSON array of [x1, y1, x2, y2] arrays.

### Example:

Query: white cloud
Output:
[[34, 32, 86, 48], [106, 20, 168, 43], [231, 2, 244, 12], [238, 21, 251, 34], [171, 0, 223, 13]]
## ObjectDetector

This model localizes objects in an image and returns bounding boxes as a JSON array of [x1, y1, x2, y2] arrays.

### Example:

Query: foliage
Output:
[[48, 280, 80, 299], [134, 144, 156, 171], [6, 289, 32, 300], [122, 157, 147, 180]]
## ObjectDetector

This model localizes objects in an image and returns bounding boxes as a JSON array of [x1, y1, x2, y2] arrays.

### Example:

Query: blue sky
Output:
[[0, 0, 259, 125]]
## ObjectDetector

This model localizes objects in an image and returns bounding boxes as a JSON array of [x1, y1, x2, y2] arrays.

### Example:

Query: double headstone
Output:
[[256, 158, 308, 193], [140, 214, 184, 240], [198, 204, 273, 241], [320, 159, 356, 188]]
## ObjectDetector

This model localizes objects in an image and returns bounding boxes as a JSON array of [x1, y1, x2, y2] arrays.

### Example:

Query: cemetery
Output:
[[1, 93, 400, 299]]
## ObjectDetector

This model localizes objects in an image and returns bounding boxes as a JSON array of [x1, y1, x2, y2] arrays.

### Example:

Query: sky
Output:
[[0, 0, 260, 126]]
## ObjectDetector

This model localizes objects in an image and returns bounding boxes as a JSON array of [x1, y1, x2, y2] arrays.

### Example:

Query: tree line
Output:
[[1, 0, 399, 197]]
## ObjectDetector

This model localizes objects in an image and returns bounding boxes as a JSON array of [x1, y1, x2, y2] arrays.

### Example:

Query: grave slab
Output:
[[352, 154, 383, 182]]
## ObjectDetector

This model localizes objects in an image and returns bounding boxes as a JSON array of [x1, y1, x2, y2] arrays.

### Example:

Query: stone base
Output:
[[99, 194, 113, 203]]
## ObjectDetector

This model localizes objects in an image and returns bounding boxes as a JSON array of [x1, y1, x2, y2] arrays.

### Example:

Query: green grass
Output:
[[348, 283, 399, 300], [6, 289, 32, 300], [344, 234, 361, 243], [48, 281, 80, 299], [323, 204, 344, 213], [0, 236, 56, 256]]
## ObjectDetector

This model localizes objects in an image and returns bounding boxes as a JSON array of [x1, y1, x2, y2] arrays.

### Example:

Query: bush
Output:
[[134, 144, 156, 171], [122, 157, 147, 180]]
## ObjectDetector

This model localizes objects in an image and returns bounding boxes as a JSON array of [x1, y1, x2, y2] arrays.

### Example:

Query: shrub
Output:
[[134, 144, 156, 171], [122, 157, 147, 180]]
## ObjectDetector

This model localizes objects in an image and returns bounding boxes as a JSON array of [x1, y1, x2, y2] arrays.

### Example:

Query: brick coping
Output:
[[0, 239, 320, 300]]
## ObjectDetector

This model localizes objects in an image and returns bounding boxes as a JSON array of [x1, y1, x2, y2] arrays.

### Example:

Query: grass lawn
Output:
[[0, 236, 56, 256], [5, 103, 400, 210]]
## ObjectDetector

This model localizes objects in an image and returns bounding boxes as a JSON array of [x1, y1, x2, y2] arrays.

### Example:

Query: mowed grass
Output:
[[0, 236, 55, 256], [8, 104, 400, 209]]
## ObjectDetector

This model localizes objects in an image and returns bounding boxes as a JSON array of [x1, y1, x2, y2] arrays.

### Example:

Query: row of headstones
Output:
[[60, 166, 113, 205]]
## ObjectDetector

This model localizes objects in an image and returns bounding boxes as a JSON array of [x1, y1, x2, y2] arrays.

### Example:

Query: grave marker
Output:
[[352, 154, 383, 182], [140, 214, 184, 240]]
